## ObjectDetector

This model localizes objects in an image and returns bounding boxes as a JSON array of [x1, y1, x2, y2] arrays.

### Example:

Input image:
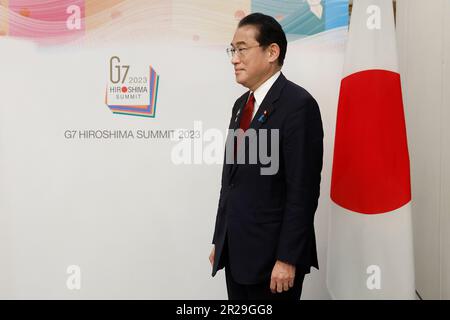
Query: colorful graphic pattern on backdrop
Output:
[[0, 0, 348, 45]]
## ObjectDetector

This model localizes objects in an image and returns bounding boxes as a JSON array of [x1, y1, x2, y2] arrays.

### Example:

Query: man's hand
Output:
[[209, 245, 215, 266], [270, 260, 296, 293]]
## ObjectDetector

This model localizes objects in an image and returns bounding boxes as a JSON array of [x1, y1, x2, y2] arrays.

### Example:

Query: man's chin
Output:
[[235, 75, 247, 87]]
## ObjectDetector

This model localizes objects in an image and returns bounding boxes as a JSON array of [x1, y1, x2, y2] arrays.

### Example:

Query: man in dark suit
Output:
[[209, 13, 323, 300]]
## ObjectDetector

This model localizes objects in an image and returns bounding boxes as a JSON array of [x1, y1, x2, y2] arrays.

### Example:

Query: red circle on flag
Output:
[[331, 70, 411, 214]]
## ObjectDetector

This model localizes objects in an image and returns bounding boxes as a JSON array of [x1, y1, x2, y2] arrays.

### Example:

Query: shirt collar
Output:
[[250, 70, 281, 106]]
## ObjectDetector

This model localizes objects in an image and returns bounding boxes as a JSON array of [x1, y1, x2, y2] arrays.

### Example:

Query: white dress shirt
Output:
[[248, 71, 281, 120]]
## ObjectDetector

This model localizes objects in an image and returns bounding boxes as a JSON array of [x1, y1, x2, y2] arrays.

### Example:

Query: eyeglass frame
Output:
[[226, 44, 263, 58]]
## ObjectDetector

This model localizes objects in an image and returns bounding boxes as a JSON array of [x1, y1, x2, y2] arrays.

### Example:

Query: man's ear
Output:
[[268, 43, 280, 63]]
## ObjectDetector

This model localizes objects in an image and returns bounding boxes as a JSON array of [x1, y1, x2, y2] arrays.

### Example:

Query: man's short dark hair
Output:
[[238, 12, 287, 66]]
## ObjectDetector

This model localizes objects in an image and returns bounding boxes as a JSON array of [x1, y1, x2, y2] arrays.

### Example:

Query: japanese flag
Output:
[[327, 0, 415, 299]]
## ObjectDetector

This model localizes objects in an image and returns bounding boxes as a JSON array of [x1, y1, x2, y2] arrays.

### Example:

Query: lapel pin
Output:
[[258, 110, 269, 123]]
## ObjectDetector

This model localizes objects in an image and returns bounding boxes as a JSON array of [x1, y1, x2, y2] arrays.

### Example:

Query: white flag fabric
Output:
[[327, 0, 415, 299]]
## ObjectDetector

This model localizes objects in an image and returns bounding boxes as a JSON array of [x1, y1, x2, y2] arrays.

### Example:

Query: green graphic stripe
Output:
[[153, 75, 160, 115]]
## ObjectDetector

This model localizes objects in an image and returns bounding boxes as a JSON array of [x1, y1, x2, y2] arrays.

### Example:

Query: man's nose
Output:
[[231, 53, 240, 65]]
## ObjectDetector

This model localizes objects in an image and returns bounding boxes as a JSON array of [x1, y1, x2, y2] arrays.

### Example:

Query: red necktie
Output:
[[234, 93, 255, 162], [239, 93, 255, 132]]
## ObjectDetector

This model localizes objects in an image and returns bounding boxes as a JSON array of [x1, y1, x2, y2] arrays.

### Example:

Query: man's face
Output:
[[230, 25, 272, 90]]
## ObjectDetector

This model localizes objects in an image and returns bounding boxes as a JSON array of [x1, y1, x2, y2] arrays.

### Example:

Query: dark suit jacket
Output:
[[211, 72, 323, 285]]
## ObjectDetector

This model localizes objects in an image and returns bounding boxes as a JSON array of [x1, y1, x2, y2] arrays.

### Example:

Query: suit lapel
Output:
[[228, 73, 288, 181], [232, 92, 251, 131], [226, 92, 250, 177]]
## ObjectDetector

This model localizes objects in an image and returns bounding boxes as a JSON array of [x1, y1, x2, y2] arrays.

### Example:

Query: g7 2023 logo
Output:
[[105, 56, 159, 118]]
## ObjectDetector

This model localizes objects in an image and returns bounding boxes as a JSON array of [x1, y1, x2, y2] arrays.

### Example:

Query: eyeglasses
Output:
[[226, 45, 262, 58]]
